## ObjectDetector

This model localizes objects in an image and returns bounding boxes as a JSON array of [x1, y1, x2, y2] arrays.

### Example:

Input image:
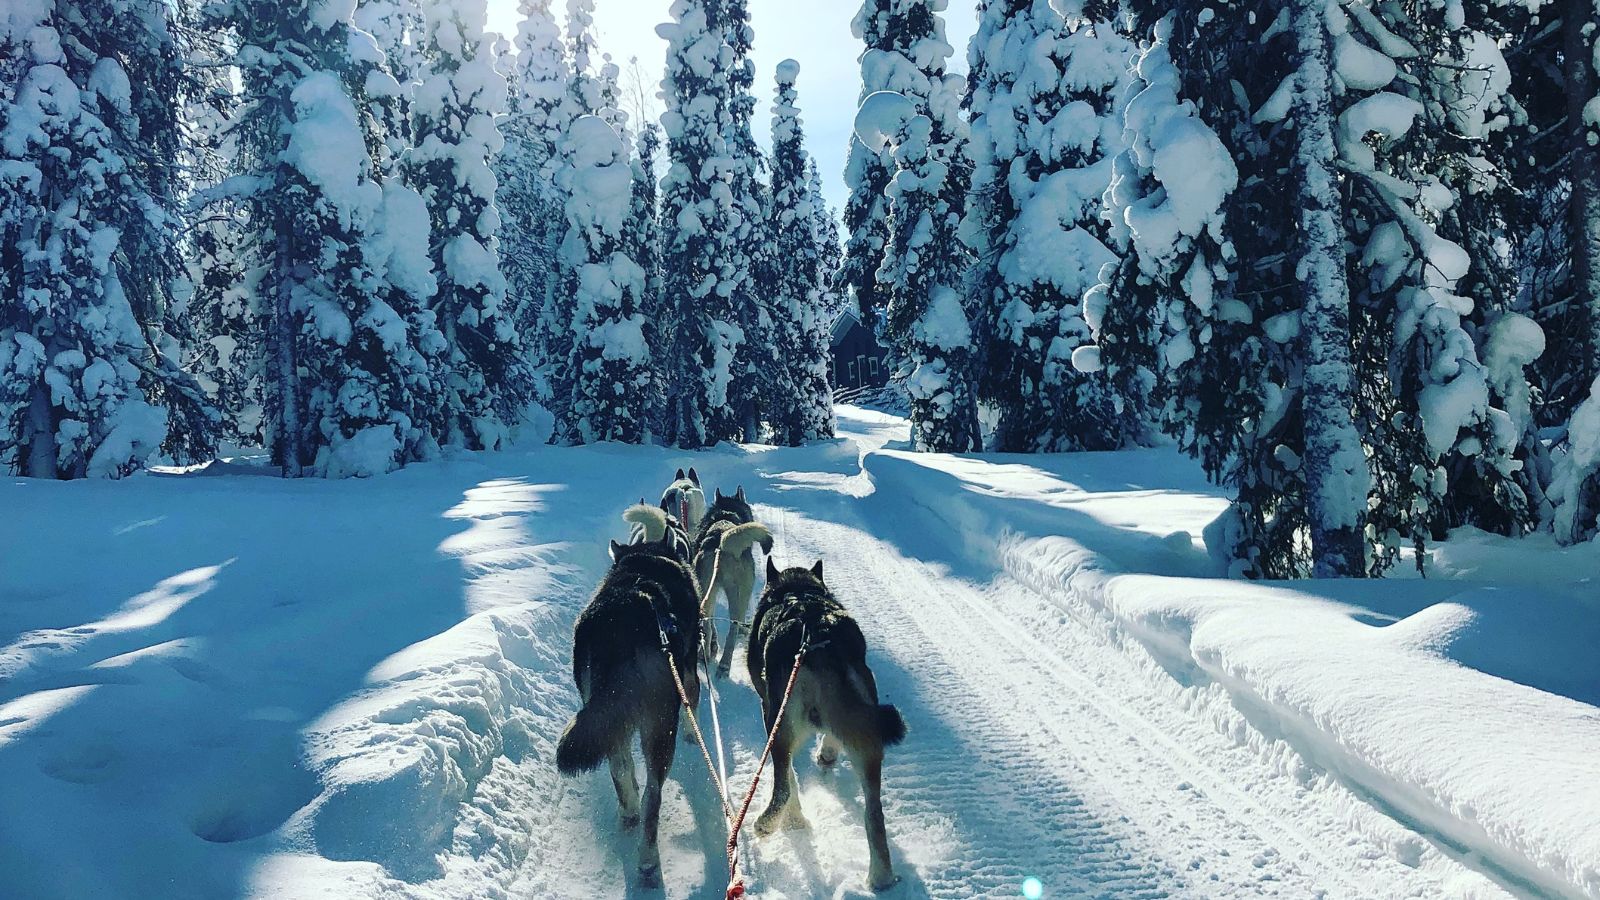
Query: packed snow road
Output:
[[511, 408, 1513, 899], [5, 406, 1581, 898]]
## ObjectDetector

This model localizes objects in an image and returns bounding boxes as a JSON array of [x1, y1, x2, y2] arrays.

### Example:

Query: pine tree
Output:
[[837, 1, 901, 331], [204, 0, 449, 476], [1290, 0, 1368, 577], [1094, 7, 1310, 577], [407, 0, 523, 450], [856, 91, 980, 452], [807, 160, 846, 320], [0, 0, 212, 477], [716, 0, 772, 439], [556, 116, 653, 444], [964, 0, 1140, 453], [769, 60, 836, 444], [656, 0, 743, 448], [628, 124, 667, 440], [496, 0, 569, 393]]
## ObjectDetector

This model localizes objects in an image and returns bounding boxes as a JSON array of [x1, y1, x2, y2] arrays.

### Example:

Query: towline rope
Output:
[[659, 623, 808, 900]]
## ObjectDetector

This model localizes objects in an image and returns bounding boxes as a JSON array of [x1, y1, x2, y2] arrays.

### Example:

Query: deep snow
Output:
[[1, 406, 1596, 898]]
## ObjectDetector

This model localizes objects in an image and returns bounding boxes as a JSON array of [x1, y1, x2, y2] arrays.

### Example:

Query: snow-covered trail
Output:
[[515, 409, 1513, 899]]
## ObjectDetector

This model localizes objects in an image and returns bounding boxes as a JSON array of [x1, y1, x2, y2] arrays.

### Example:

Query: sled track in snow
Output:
[[764, 507, 1505, 898]]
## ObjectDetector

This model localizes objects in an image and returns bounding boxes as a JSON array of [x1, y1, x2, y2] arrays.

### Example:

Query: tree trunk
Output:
[[1566, 2, 1600, 389], [1292, 0, 1368, 577], [24, 378, 56, 479], [271, 225, 303, 477]]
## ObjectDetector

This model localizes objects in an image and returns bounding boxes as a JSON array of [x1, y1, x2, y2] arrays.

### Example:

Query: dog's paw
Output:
[[868, 869, 901, 893], [636, 863, 662, 888], [715, 661, 731, 680], [620, 813, 640, 829], [816, 750, 839, 769]]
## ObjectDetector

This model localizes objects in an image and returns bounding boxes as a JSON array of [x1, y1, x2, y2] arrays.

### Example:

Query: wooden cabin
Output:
[[830, 310, 890, 392]]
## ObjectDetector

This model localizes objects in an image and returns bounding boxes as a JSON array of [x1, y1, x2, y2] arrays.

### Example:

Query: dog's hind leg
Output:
[[608, 747, 640, 828], [636, 713, 676, 887], [715, 564, 753, 678], [754, 716, 808, 835], [855, 748, 898, 891]]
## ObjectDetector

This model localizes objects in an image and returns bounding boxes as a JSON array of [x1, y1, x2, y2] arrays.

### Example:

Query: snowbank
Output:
[[861, 447, 1600, 899]]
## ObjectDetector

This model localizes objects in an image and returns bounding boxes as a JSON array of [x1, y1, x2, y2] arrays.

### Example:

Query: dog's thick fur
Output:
[[555, 537, 702, 887], [747, 560, 905, 892], [659, 468, 706, 535], [692, 486, 772, 676], [622, 502, 692, 564]]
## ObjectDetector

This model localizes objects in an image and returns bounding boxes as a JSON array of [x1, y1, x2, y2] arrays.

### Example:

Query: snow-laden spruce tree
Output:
[[1306, 1, 1532, 568], [1092, 7, 1317, 577], [0, 0, 211, 477], [202, 0, 451, 476], [807, 160, 847, 319], [656, 0, 743, 448], [723, 0, 773, 438], [1285, 0, 1369, 577], [554, 116, 653, 444], [840, 0, 963, 332], [628, 123, 668, 439], [857, 91, 980, 452], [406, 0, 523, 450], [964, 0, 1140, 452], [354, 0, 423, 161], [496, 0, 569, 384], [768, 60, 836, 445]]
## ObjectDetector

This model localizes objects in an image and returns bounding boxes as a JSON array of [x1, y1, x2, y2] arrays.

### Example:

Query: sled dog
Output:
[[692, 486, 772, 676], [747, 559, 906, 892], [659, 467, 706, 534], [555, 536, 702, 887], [622, 501, 692, 564]]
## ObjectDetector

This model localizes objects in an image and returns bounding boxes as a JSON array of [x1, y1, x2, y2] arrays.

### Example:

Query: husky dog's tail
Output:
[[876, 704, 907, 746], [720, 521, 773, 558], [556, 698, 634, 774], [624, 503, 668, 544]]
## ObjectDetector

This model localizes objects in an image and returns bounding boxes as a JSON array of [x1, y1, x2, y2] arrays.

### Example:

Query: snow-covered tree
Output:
[[496, 0, 569, 390], [0, 0, 214, 478], [1093, 7, 1314, 577], [406, 0, 523, 450], [768, 60, 835, 445], [856, 91, 980, 452], [656, 0, 743, 448], [723, 0, 771, 439], [842, 0, 972, 335], [807, 160, 846, 319], [554, 116, 653, 444], [964, 0, 1141, 452], [202, 0, 451, 476], [627, 123, 667, 439]]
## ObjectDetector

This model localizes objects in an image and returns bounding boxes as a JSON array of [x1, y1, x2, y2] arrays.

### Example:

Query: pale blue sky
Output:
[[485, 0, 979, 212]]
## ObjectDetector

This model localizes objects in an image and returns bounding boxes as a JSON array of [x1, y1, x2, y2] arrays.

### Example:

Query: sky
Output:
[[484, 0, 980, 213]]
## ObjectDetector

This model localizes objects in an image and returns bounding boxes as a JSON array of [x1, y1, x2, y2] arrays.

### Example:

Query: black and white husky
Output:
[[748, 559, 906, 892], [659, 467, 706, 534], [692, 486, 772, 677], [555, 536, 703, 887]]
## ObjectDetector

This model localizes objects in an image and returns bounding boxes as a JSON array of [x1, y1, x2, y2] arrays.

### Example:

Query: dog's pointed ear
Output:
[[811, 559, 824, 580], [715, 487, 724, 500], [736, 485, 746, 501], [688, 467, 700, 485], [609, 540, 624, 561], [766, 557, 779, 581], [675, 467, 685, 480], [639, 496, 647, 505]]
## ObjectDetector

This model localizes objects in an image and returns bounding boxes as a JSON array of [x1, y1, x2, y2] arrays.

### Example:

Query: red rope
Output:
[[724, 645, 807, 899], [662, 626, 809, 900]]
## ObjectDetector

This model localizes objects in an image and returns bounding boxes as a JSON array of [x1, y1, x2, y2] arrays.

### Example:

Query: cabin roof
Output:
[[829, 309, 862, 347]]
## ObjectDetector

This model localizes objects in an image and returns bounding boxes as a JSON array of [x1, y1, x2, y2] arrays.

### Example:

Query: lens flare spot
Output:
[[1021, 876, 1044, 899]]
